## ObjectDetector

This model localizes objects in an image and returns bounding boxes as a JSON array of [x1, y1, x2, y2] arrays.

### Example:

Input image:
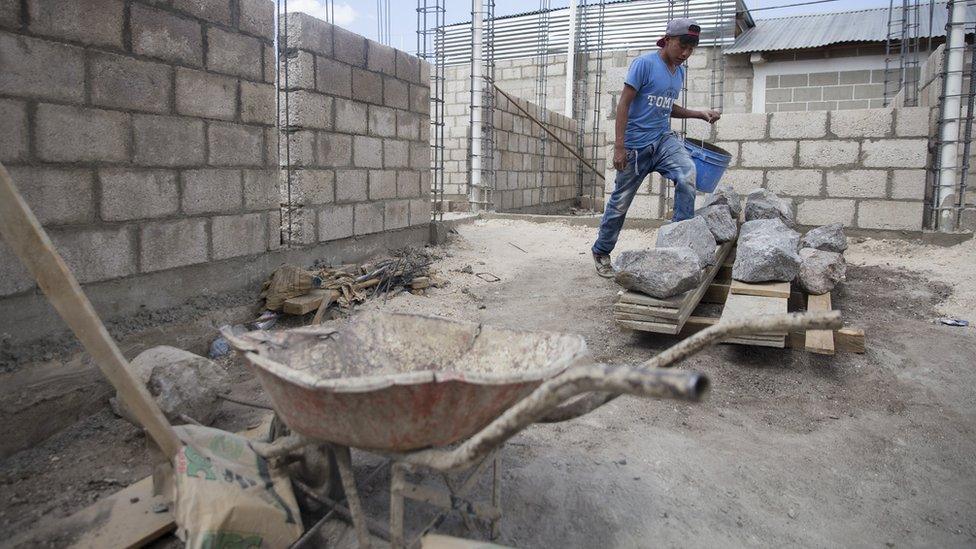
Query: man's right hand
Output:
[[613, 146, 628, 171]]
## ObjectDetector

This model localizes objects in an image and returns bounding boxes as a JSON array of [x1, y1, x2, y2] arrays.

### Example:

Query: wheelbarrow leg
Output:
[[390, 462, 406, 549], [332, 444, 372, 549], [490, 454, 501, 540]]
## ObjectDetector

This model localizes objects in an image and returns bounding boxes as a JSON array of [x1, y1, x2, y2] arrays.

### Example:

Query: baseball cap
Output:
[[656, 18, 701, 48]]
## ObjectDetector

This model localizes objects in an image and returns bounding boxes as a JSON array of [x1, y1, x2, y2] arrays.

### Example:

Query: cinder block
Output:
[[409, 142, 429, 170], [397, 170, 421, 198], [6, 167, 93, 225], [208, 122, 265, 167], [264, 44, 275, 84], [334, 98, 368, 134], [830, 108, 892, 138], [51, 227, 136, 283], [354, 202, 384, 234], [266, 211, 282, 250], [740, 141, 796, 168], [241, 81, 276, 125], [766, 169, 823, 197], [719, 169, 764, 195], [335, 169, 367, 202], [895, 107, 932, 137], [396, 111, 421, 141], [367, 41, 397, 76], [352, 68, 384, 105], [395, 50, 421, 84], [243, 169, 278, 210], [384, 199, 410, 229], [368, 170, 397, 200], [796, 198, 855, 226], [1, 0, 19, 29], [714, 113, 767, 141], [90, 52, 171, 114], [0, 241, 33, 296], [826, 170, 887, 198], [280, 129, 316, 167], [384, 76, 410, 110], [182, 169, 243, 214], [286, 90, 333, 129], [0, 98, 28, 162], [409, 84, 430, 115], [383, 139, 409, 168], [316, 57, 352, 97], [289, 169, 334, 205], [133, 114, 205, 166], [861, 139, 928, 168], [857, 200, 923, 230], [318, 204, 354, 241], [176, 67, 237, 120], [769, 111, 828, 139], [798, 140, 859, 167], [281, 12, 332, 55], [239, 0, 275, 40], [0, 33, 85, 102], [207, 27, 263, 80], [890, 169, 926, 200], [317, 132, 353, 166], [140, 219, 208, 272], [172, 0, 230, 24], [131, 4, 203, 67], [280, 50, 315, 90], [28, 0, 122, 47], [100, 169, 178, 221], [35, 104, 129, 163], [282, 207, 317, 245], [408, 197, 430, 225], [354, 136, 383, 168], [212, 213, 267, 259], [368, 105, 397, 137], [333, 25, 366, 67]]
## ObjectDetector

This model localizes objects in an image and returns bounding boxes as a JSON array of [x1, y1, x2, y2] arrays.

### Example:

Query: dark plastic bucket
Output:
[[683, 138, 732, 193]]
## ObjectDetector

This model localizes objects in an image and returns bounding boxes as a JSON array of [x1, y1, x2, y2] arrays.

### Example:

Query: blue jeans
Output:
[[592, 132, 697, 256]]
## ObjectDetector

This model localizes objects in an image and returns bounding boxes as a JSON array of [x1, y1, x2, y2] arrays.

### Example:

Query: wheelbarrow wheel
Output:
[[270, 413, 344, 501]]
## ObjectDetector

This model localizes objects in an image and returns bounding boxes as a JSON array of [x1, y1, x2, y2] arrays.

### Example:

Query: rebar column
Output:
[[935, 0, 966, 231], [469, 0, 484, 212]]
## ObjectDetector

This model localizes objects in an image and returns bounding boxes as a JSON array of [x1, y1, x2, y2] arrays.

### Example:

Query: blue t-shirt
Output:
[[623, 52, 685, 150]]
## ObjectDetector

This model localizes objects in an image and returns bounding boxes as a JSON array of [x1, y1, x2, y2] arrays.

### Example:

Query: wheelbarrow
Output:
[[223, 310, 841, 548]]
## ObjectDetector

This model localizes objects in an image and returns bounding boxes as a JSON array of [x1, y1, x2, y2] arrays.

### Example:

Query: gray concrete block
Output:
[[207, 27, 263, 80], [0, 98, 28, 162], [353, 68, 384, 105], [280, 50, 315, 90], [132, 114, 204, 166], [839, 70, 871, 85], [241, 81, 276, 125], [7, 166, 93, 225], [266, 211, 282, 250], [333, 98, 367, 134], [35, 103, 129, 163], [282, 207, 317, 245], [409, 197, 430, 225], [740, 141, 796, 168], [318, 204, 354, 241], [409, 83, 430, 114], [861, 138, 928, 168], [853, 83, 883, 100], [780, 74, 808, 87], [830, 108, 892, 138], [769, 111, 827, 139], [0, 0, 19, 29], [766, 169, 823, 197], [397, 170, 421, 198], [396, 111, 421, 140], [798, 140, 859, 167], [51, 227, 136, 283], [395, 50, 421, 83], [175, 67, 237, 120], [856, 200, 923, 230], [182, 169, 243, 214], [208, 122, 265, 167], [212, 213, 267, 259], [243, 169, 278, 210], [895, 106, 932, 137], [263, 43, 275, 84], [289, 169, 334, 205], [28, 0, 122, 47], [796, 198, 855, 226], [90, 52, 171, 114], [0, 241, 33, 296], [368, 170, 397, 200], [139, 218, 209, 272], [409, 142, 429, 170], [131, 3, 203, 67], [890, 169, 926, 200], [384, 76, 409, 110], [384, 199, 410, 229], [0, 33, 85, 102], [317, 132, 353, 166], [335, 169, 367, 202], [316, 57, 352, 97], [99, 168, 178, 221], [368, 105, 397, 137], [383, 139, 409, 168], [286, 90, 333, 129], [333, 25, 366, 67], [172, 0, 230, 24], [714, 113, 767, 141], [281, 12, 332, 56], [239, 0, 275, 40], [280, 129, 316, 167], [354, 202, 384, 234], [826, 170, 887, 198], [367, 41, 397, 76]]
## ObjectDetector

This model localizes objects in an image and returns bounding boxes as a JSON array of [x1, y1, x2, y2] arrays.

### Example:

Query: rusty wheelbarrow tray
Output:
[[224, 310, 842, 549]]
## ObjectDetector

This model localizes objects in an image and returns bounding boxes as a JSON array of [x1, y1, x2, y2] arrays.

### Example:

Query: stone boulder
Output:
[[613, 248, 703, 298], [801, 223, 848, 253], [744, 188, 796, 227], [111, 346, 229, 426], [700, 185, 742, 218], [655, 216, 717, 267], [797, 248, 847, 294], [732, 218, 802, 282], [695, 204, 738, 243]]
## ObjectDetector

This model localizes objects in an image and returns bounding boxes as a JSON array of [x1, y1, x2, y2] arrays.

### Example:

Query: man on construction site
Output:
[[592, 18, 721, 278]]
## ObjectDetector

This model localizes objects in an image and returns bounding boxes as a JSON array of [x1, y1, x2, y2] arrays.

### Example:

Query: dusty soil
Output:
[[2, 218, 975, 548]]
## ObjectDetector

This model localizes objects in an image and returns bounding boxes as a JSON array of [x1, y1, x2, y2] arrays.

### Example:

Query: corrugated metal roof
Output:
[[725, 2, 975, 55]]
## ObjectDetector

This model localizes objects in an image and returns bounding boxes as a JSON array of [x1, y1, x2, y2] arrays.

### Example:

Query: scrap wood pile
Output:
[[263, 249, 447, 318]]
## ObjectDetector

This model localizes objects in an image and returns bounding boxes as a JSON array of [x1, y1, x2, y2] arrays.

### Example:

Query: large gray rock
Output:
[[655, 216, 717, 267], [732, 218, 802, 282], [801, 223, 848, 253], [797, 248, 847, 294], [744, 188, 796, 227], [700, 185, 742, 218], [613, 248, 703, 298], [111, 346, 229, 426], [695, 204, 738, 243]]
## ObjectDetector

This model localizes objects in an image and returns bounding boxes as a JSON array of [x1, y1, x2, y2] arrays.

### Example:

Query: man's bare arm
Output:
[[613, 85, 638, 170], [672, 104, 721, 123]]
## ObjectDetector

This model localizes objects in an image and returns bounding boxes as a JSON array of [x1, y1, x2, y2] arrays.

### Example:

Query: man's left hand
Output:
[[700, 110, 721, 124]]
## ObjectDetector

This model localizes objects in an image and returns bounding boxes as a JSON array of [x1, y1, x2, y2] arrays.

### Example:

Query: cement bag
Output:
[[172, 425, 303, 548]]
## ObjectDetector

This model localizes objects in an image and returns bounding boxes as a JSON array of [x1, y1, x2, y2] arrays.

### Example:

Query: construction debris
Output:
[[700, 184, 742, 218], [744, 188, 796, 227], [732, 218, 801, 282], [801, 223, 849, 253], [655, 216, 717, 267], [613, 248, 703, 299], [797, 248, 847, 295], [695, 204, 739, 243]]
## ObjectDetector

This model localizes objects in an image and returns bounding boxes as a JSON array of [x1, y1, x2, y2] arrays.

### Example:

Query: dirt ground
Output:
[[2, 218, 975, 548]]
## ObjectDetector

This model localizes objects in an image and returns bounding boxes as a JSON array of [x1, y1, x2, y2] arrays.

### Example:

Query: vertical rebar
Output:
[[469, 0, 484, 212], [709, 0, 727, 111], [417, 0, 446, 221], [535, 1, 552, 207], [484, 0, 497, 210], [574, 0, 590, 203], [587, 0, 606, 211]]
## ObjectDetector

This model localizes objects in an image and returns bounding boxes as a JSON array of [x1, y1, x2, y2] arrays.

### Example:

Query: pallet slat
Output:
[[729, 279, 791, 299], [805, 293, 836, 355]]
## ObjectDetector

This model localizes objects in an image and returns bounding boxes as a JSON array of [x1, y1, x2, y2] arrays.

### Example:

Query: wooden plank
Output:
[[805, 293, 836, 355], [719, 292, 788, 345], [617, 290, 683, 309], [283, 289, 335, 315], [671, 241, 735, 332], [702, 282, 730, 304], [613, 302, 681, 320], [615, 318, 680, 335], [835, 327, 865, 353], [614, 311, 678, 324], [730, 279, 792, 299], [725, 336, 786, 348]]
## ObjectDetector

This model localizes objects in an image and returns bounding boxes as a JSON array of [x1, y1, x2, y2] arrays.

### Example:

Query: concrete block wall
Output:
[[278, 13, 431, 245], [763, 68, 909, 112], [0, 0, 278, 298], [630, 107, 933, 231]]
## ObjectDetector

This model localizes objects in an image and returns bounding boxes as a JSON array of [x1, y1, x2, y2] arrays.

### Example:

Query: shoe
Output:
[[593, 253, 614, 278]]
